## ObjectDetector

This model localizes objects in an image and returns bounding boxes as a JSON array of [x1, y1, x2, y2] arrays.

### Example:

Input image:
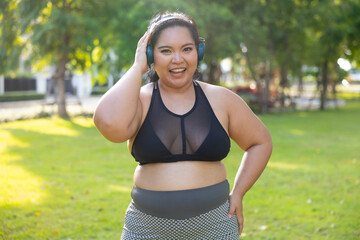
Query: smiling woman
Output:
[[93, 11, 272, 240]]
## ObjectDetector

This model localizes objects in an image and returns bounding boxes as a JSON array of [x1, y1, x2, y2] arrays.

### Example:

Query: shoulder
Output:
[[139, 82, 154, 103], [197, 81, 239, 97], [196, 81, 246, 109], [140, 82, 154, 95], [137, 82, 156, 124]]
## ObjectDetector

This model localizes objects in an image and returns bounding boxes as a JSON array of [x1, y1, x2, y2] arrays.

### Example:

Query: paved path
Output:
[[0, 95, 347, 123], [293, 98, 346, 110], [0, 96, 101, 122]]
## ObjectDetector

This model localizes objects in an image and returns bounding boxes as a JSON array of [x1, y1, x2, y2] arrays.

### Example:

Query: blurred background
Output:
[[1, 0, 359, 120], [1, 1, 360, 239]]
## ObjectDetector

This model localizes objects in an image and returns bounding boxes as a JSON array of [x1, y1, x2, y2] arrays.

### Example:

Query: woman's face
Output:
[[153, 26, 198, 88]]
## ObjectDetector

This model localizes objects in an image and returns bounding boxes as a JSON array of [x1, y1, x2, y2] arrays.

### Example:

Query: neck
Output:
[[157, 79, 196, 115], [158, 79, 194, 95]]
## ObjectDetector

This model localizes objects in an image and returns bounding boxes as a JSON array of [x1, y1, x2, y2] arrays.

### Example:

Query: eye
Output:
[[184, 47, 193, 52], [160, 49, 171, 54]]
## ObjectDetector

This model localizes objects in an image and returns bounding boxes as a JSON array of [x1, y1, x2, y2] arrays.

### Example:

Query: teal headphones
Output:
[[146, 17, 205, 66]]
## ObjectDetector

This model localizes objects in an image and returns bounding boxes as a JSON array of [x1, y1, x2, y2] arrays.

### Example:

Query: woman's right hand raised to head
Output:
[[134, 31, 151, 75]]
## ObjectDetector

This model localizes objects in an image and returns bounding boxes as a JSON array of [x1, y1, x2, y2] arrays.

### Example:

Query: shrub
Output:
[[91, 87, 109, 95], [0, 91, 45, 102]]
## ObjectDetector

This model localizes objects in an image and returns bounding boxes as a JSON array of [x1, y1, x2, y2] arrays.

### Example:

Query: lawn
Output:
[[0, 102, 359, 240]]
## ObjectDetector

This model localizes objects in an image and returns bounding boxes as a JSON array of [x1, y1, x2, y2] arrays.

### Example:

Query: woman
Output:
[[93, 12, 272, 239]]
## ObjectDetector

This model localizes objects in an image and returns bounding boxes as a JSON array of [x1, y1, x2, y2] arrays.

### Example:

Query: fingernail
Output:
[[228, 214, 232, 218]]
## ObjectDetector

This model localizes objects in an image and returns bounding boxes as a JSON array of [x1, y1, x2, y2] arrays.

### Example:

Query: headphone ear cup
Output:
[[146, 45, 154, 66], [198, 41, 205, 62]]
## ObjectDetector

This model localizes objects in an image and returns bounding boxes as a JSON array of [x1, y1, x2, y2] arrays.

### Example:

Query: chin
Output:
[[158, 73, 193, 88], [167, 77, 193, 87]]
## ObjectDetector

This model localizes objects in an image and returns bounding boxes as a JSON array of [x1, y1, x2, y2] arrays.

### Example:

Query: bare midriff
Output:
[[133, 161, 227, 191]]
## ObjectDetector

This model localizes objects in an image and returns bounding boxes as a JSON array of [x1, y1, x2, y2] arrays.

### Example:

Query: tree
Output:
[[14, 0, 112, 117], [4, 0, 360, 116], [0, 0, 23, 76], [342, 0, 360, 67], [305, 0, 352, 110], [186, 0, 238, 85], [224, 0, 277, 114]]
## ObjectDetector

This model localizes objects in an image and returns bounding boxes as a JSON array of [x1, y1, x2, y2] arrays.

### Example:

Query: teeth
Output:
[[171, 68, 185, 73]]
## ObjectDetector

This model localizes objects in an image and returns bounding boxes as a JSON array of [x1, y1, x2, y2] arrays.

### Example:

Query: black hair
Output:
[[146, 12, 201, 82]]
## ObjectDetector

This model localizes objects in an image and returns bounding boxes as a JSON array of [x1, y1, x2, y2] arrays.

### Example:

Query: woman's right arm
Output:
[[93, 32, 150, 143]]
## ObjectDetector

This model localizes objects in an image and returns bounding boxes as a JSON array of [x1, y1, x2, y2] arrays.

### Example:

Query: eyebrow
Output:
[[157, 43, 195, 49]]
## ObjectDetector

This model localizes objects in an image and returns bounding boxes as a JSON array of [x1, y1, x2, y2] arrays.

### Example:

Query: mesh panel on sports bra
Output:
[[183, 92, 211, 154], [149, 82, 211, 155]]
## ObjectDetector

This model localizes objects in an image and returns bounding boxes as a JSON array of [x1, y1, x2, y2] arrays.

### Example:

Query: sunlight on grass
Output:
[[1, 118, 80, 136], [290, 129, 305, 136], [268, 161, 308, 170], [72, 117, 95, 128], [0, 164, 47, 206], [108, 184, 132, 193], [298, 112, 309, 118], [0, 126, 48, 206], [0, 130, 29, 153]]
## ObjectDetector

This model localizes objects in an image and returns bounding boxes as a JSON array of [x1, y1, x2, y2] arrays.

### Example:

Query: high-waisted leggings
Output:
[[121, 180, 239, 239]]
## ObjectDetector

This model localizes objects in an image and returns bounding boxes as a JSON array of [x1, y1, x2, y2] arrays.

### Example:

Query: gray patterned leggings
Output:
[[121, 180, 240, 239]]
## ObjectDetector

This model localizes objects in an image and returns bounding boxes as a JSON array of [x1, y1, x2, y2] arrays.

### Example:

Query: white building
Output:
[[0, 71, 93, 98]]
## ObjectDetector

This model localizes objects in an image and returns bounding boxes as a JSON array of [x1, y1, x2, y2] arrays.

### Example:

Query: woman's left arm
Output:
[[223, 88, 273, 234]]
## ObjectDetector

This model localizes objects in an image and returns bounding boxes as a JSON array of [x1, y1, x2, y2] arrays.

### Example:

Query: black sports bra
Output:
[[131, 81, 230, 165]]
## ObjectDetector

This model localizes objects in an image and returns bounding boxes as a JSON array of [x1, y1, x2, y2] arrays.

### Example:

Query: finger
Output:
[[142, 32, 150, 42], [137, 32, 150, 47], [235, 211, 244, 234], [144, 31, 151, 41], [228, 203, 235, 218]]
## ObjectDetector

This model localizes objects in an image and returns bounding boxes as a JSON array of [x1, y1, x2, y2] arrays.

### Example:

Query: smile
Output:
[[170, 68, 186, 73]]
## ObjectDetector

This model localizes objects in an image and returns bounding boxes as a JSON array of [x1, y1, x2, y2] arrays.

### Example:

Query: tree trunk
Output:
[[297, 67, 303, 97], [320, 59, 328, 110], [207, 60, 220, 85], [52, 32, 70, 118], [262, 33, 274, 114], [332, 63, 338, 108], [54, 52, 69, 118], [279, 65, 288, 110], [261, 3, 274, 115], [242, 50, 262, 109], [262, 63, 271, 114]]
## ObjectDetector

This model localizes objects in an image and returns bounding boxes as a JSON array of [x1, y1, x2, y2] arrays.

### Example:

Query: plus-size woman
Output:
[[93, 12, 272, 240]]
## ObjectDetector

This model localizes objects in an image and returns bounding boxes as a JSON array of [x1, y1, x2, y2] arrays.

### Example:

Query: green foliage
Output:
[[0, 0, 23, 75], [0, 91, 45, 102], [185, 0, 238, 62], [8, 71, 35, 79], [341, 0, 360, 66], [1, 103, 359, 239], [91, 87, 109, 96], [17, 0, 99, 69], [1, 0, 360, 87]]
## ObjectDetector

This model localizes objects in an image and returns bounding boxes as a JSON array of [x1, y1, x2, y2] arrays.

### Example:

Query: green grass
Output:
[[0, 103, 359, 240]]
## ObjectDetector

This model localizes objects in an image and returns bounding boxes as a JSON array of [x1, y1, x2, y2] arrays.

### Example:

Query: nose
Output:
[[172, 52, 183, 63]]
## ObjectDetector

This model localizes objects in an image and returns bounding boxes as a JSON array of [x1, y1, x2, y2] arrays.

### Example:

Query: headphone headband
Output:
[[148, 16, 194, 34]]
